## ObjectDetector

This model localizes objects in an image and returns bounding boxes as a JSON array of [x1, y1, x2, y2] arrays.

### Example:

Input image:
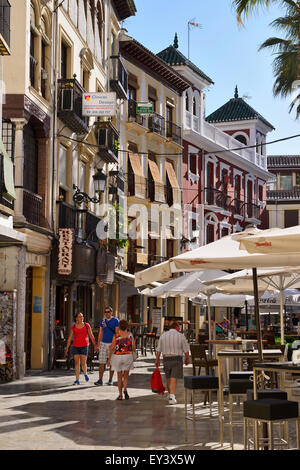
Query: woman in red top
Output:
[[65, 312, 97, 385]]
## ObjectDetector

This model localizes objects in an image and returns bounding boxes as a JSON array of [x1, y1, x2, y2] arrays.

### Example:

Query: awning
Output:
[[0, 139, 16, 201], [165, 161, 181, 207], [115, 269, 162, 290], [128, 153, 146, 199], [148, 160, 165, 203]]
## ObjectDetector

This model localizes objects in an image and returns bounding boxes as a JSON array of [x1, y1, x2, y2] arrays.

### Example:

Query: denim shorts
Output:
[[72, 346, 89, 356]]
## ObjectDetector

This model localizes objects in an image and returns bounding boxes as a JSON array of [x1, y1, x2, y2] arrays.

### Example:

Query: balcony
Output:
[[204, 188, 231, 211], [148, 112, 165, 137], [23, 189, 42, 226], [95, 121, 119, 164], [57, 78, 89, 135], [166, 120, 181, 145], [232, 198, 244, 218], [148, 254, 167, 267], [128, 99, 147, 127], [0, 0, 10, 55], [57, 200, 103, 244], [110, 56, 128, 100], [267, 188, 300, 203], [245, 202, 261, 220]]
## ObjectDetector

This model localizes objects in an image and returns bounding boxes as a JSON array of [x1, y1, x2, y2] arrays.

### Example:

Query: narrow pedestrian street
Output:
[[0, 355, 239, 451]]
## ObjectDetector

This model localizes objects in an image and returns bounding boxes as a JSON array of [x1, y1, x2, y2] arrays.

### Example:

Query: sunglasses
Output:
[[105, 310, 111, 313]]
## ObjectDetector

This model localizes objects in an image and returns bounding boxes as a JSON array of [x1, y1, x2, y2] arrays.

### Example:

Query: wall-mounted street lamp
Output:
[[73, 168, 107, 204]]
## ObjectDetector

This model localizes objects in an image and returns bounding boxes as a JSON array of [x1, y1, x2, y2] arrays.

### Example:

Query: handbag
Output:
[[132, 350, 138, 361], [151, 368, 165, 395]]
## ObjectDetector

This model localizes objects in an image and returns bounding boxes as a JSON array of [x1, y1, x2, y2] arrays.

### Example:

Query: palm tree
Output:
[[232, 0, 300, 117]]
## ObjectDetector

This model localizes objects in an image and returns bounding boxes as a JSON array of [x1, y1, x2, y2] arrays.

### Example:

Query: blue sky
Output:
[[124, 0, 300, 155]]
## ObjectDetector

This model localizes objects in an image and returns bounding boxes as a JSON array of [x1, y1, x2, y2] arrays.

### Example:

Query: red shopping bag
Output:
[[151, 368, 165, 395]]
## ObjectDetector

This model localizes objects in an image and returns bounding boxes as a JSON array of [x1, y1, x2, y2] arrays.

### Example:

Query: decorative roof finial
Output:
[[234, 86, 239, 99], [173, 33, 178, 49]]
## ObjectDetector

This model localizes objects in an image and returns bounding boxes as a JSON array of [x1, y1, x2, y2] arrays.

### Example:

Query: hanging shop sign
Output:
[[58, 229, 74, 276], [136, 101, 154, 115], [82, 92, 117, 117]]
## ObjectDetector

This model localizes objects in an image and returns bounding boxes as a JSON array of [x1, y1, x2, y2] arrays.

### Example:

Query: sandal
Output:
[[124, 390, 129, 400], [116, 396, 123, 400]]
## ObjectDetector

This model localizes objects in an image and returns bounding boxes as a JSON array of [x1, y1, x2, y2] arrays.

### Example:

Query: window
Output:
[[59, 145, 68, 188], [79, 161, 86, 192], [234, 174, 241, 200], [284, 210, 298, 228], [280, 173, 292, 190], [2, 121, 15, 161], [185, 93, 189, 111], [189, 153, 197, 175], [96, 1, 104, 63], [23, 123, 38, 194], [61, 41, 68, 79], [193, 96, 196, 116], [235, 134, 247, 145], [296, 172, 300, 186]]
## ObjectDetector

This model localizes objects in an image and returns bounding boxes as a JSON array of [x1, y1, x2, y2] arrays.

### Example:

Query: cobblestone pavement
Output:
[[0, 354, 299, 451]]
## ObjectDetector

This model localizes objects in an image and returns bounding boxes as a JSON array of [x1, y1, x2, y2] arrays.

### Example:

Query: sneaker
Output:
[[84, 374, 89, 382], [169, 396, 177, 405], [94, 379, 103, 386], [107, 380, 113, 385], [73, 380, 80, 385]]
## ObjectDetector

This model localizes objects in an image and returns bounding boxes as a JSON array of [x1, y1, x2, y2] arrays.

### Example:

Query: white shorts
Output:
[[99, 342, 111, 364], [110, 353, 134, 372]]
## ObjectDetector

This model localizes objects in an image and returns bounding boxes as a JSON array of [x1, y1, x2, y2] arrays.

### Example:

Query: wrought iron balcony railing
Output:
[[148, 112, 165, 137], [95, 121, 119, 164], [166, 120, 181, 145], [245, 202, 261, 220], [232, 198, 244, 217], [267, 188, 300, 202], [23, 189, 42, 226], [110, 55, 128, 100], [57, 78, 89, 134], [128, 99, 147, 127], [204, 188, 232, 211]]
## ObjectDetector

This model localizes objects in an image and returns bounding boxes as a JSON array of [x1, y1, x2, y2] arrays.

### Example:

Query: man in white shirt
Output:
[[155, 321, 190, 405]]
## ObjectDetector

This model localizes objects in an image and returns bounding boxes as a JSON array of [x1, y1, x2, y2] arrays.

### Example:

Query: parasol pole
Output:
[[252, 268, 263, 362], [279, 274, 285, 345]]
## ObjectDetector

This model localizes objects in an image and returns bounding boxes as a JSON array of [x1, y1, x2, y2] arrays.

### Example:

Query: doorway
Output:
[[25, 267, 33, 370]]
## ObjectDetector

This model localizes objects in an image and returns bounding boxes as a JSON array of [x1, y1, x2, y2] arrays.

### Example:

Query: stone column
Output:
[[10, 119, 27, 224]]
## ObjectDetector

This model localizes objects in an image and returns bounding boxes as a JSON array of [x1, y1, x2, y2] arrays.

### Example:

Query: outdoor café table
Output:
[[252, 361, 300, 400], [217, 349, 283, 446]]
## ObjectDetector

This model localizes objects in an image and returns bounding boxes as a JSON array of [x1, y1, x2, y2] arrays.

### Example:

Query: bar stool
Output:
[[228, 377, 253, 449], [243, 398, 300, 450], [246, 389, 288, 401], [184, 376, 220, 422]]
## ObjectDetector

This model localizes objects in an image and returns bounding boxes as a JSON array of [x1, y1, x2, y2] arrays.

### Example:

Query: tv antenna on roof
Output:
[[188, 18, 202, 60]]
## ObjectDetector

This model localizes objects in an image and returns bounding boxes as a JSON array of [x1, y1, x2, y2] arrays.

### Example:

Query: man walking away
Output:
[[155, 321, 190, 405], [95, 306, 119, 386]]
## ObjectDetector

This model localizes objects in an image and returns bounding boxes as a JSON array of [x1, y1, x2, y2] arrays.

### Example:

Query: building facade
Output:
[[266, 155, 300, 229], [0, 0, 136, 378], [118, 30, 190, 328]]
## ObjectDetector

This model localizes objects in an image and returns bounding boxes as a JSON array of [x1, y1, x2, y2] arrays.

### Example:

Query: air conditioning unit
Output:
[[61, 88, 73, 111]]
